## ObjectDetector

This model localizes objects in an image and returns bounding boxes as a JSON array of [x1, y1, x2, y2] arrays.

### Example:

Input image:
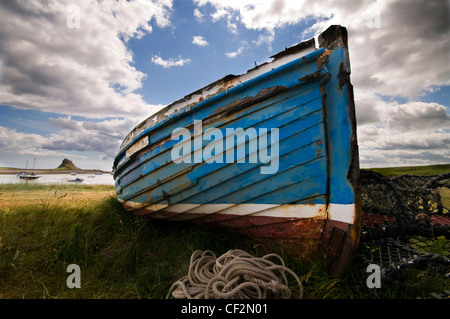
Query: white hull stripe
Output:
[[123, 201, 356, 224]]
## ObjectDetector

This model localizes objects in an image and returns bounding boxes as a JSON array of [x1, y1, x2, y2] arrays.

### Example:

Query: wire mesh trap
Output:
[[358, 170, 450, 298]]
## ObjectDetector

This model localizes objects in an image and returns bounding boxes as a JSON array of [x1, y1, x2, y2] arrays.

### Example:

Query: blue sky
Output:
[[130, 1, 311, 106], [0, 0, 449, 171]]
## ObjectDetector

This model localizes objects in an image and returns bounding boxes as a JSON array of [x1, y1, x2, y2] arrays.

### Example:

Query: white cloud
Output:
[[226, 47, 244, 58], [44, 117, 137, 159], [195, 0, 450, 99], [0, 126, 47, 155], [211, 8, 228, 22], [192, 35, 209, 47], [0, 126, 84, 161], [227, 20, 238, 34], [360, 128, 449, 151], [0, 116, 139, 161], [151, 55, 191, 68], [382, 102, 450, 131], [252, 29, 275, 50], [0, 0, 173, 120], [195, 0, 450, 167], [194, 8, 204, 22], [358, 100, 450, 167], [358, 148, 450, 168]]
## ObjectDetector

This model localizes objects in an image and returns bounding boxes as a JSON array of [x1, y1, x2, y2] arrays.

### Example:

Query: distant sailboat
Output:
[[18, 158, 40, 180]]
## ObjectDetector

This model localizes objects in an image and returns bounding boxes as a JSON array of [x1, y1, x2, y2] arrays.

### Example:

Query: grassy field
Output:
[[364, 163, 450, 177], [0, 182, 448, 299]]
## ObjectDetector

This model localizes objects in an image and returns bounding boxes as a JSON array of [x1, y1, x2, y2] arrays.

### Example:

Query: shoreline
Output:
[[0, 168, 112, 175]]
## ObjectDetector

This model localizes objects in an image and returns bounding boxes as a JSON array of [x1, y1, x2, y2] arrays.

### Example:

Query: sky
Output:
[[0, 0, 449, 171]]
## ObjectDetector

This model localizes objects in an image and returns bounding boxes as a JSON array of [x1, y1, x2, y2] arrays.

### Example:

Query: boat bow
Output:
[[113, 25, 361, 275]]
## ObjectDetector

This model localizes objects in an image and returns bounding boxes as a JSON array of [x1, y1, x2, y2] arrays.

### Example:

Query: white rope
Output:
[[166, 249, 303, 299]]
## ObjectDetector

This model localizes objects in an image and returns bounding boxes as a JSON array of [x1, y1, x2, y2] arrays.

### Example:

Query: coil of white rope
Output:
[[166, 249, 303, 299]]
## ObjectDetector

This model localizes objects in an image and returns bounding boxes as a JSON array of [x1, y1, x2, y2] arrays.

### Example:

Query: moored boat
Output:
[[18, 172, 40, 180], [17, 158, 41, 180], [113, 25, 361, 275]]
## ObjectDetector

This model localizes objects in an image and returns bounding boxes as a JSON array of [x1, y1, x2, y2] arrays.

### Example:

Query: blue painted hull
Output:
[[113, 26, 361, 275]]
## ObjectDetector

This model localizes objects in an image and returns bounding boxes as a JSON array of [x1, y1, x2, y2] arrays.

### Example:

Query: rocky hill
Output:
[[56, 158, 81, 170]]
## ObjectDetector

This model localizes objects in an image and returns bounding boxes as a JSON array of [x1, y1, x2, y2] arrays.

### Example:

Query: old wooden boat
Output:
[[113, 25, 361, 275]]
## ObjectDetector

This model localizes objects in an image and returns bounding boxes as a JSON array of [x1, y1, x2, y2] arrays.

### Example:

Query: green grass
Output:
[[0, 183, 448, 299], [0, 184, 362, 299], [364, 163, 450, 177], [1, 195, 205, 298], [0, 183, 114, 192]]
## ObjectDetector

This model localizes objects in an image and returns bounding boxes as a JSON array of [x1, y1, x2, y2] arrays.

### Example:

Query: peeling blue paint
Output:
[[114, 30, 357, 214]]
